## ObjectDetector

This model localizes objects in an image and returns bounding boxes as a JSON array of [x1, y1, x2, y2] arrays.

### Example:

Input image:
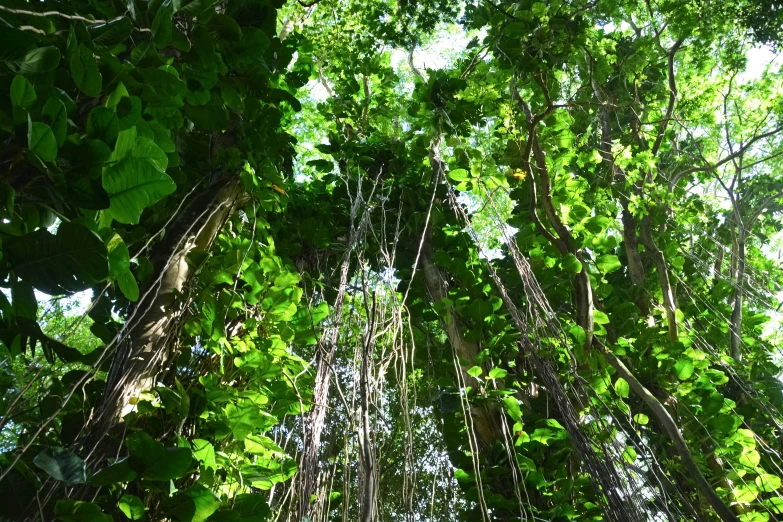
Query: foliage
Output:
[[1, 0, 783, 521]]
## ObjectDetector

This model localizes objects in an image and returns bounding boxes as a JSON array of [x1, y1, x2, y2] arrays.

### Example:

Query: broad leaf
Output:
[[54, 501, 112, 522], [162, 484, 221, 522], [118, 494, 146, 521], [33, 448, 86, 485], [6, 222, 109, 294], [28, 121, 58, 162], [90, 457, 138, 486], [10, 75, 36, 109], [42, 98, 68, 147], [70, 44, 102, 97], [103, 158, 176, 224], [11, 46, 61, 74], [614, 378, 630, 399]]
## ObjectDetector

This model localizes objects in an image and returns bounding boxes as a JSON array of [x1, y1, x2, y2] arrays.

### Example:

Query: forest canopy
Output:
[[1, 0, 783, 521]]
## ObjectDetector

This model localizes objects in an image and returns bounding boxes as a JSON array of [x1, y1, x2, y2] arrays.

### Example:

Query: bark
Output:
[[88, 173, 245, 446], [358, 295, 377, 522], [640, 214, 679, 341], [621, 201, 646, 288], [729, 232, 746, 361]]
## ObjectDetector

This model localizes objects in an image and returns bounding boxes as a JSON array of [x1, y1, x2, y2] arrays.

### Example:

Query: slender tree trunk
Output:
[[640, 214, 679, 341], [358, 295, 377, 522], [729, 232, 746, 361]]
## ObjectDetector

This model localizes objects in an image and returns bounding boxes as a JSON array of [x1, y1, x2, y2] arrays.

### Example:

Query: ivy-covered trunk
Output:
[[86, 175, 244, 454]]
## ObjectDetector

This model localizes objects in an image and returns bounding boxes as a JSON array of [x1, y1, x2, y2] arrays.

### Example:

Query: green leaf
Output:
[[12, 46, 61, 74], [633, 413, 649, 425], [596, 254, 622, 274], [103, 158, 177, 224], [454, 468, 472, 482], [209, 494, 270, 522], [6, 222, 109, 294], [733, 483, 759, 503], [614, 378, 630, 398], [756, 473, 781, 493], [244, 434, 286, 457], [55, 501, 112, 522], [42, 98, 68, 147], [107, 233, 130, 279], [192, 439, 217, 471], [70, 44, 102, 97], [125, 432, 192, 481], [448, 168, 470, 182], [132, 137, 168, 172], [503, 397, 523, 422], [28, 121, 58, 162], [562, 253, 582, 273], [593, 310, 610, 325], [118, 270, 140, 301], [152, 3, 174, 48], [90, 457, 138, 486], [623, 446, 637, 463], [86, 106, 119, 147], [89, 18, 133, 47], [33, 447, 86, 485], [119, 494, 146, 521], [162, 484, 220, 522], [467, 365, 483, 378], [10, 75, 36, 109], [488, 367, 507, 379], [157, 384, 190, 417], [110, 127, 138, 164], [225, 403, 276, 440], [674, 359, 694, 380]]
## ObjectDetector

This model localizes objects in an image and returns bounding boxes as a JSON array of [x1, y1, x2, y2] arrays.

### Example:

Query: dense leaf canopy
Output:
[[1, 0, 783, 521]]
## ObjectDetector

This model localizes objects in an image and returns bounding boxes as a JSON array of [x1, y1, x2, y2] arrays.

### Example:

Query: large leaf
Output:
[[89, 457, 138, 486], [614, 378, 630, 399], [102, 158, 176, 224], [11, 46, 61, 74], [33, 447, 86, 485], [125, 432, 192, 481], [118, 270, 140, 301], [10, 75, 36, 109], [54, 501, 112, 522], [208, 494, 271, 522], [106, 233, 130, 279], [70, 44, 102, 97], [42, 98, 68, 147], [5, 222, 109, 294], [28, 120, 58, 162], [88, 18, 134, 47], [118, 494, 146, 521], [162, 484, 221, 522], [674, 359, 695, 381]]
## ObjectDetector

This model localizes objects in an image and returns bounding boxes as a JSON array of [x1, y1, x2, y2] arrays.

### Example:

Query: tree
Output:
[[2, 0, 783, 521]]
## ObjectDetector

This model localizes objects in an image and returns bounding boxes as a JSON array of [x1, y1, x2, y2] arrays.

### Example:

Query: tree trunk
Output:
[[729, 232, 746, 362], [85, 174, 245, 455], [640, 214, 679, 341], [358, 296, 377, 522], [420, 245, 501, 449]]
